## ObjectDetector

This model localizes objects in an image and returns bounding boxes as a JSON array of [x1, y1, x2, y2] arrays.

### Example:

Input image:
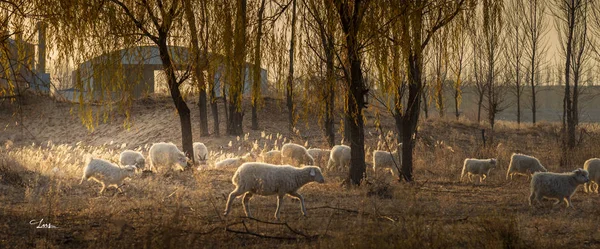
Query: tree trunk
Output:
[[324, 44, 335, 147], [251, 0, 266, 130], [209, 71, 220, 136], [530, 52, 537, 124], [183, 0, 209, 137], [286, 0, 298, 132], [401, 55, 422, 182], [157, 37, 194, 164], [227, 0, 247, 136]]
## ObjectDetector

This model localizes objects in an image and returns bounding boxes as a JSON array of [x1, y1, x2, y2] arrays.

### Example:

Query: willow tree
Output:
[[395, 0, 467, 181], [251, 0, 267, 130], [286, 0, 298, 132], [40, 0, 197, 162], [224, 0, 247, 136], [333, 0, 371, 185], [432, 26, 449, 118], [183, 0, 209, 137], [304, 0, 338, 147]]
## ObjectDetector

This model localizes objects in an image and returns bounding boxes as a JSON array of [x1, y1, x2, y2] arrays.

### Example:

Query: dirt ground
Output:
[[2, 93, 600, 248]]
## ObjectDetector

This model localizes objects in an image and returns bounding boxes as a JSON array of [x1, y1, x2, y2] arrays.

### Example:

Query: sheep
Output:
[[583, 158, 600, 193], [460, 158, 497, 183], [261, 150, 282, 164], [148, 142, 189, 172], [119, 150, 146, 169], [281, 143, 315, 166], [193, 142, 208, 163], [223, 162, 325, 220], [80, 157, 136, 193], [327, 145, 351, 171], [372, 146, 403, 176], [307, 148, 331, 167], [215, 152, 258, 169], [529, 168, 589, 208], [506, 153, 548, 180]]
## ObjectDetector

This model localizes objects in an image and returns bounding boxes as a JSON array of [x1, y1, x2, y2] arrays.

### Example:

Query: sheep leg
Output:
[[289, 192, 306, 216], [242, 193, 253, 218], [565, 197, 573, 208], [224, 188, 244, 216], [584, 183, 589, 193], [275, 194, 285, 220], [99, 183, 106, 194], [529, 192, 536, 206]]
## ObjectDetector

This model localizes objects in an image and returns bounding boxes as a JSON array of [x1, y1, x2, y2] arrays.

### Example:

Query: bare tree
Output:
[[448, 10, 472, 120], [432, 27, 449, 118], [523, 0, 549, 124], [251, 0, 267, 130], [227, 0, 248, 135], [505, 0, 526, 125], [482, 0, 506, 133], [286, 0, 299, 132], [553, 0, 591, 151]]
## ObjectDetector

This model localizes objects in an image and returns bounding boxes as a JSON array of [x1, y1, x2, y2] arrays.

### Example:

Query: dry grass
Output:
[[2, 95, 600, 248]]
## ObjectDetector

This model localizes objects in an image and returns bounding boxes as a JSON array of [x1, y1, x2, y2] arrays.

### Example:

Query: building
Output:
[[59, 45, 268, 102]]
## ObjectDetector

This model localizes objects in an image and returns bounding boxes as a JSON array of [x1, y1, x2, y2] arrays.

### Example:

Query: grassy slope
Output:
[[2, 94, 600, 248]]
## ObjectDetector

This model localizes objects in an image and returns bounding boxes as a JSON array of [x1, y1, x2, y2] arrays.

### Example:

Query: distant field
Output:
[[2, 94, 600, 248]]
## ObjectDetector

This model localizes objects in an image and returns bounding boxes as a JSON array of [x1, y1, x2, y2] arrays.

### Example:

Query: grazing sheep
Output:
[[529, 168, 589, 208], [223, 162, 325, 220], [215, 152, 258, 169], [327, 145, 351, 171], [460, 158, 497, 183], [119, 150, 146, 169], [372, 146, 402, 176], [261, 150, 282, 164], [80, 157, 136, 193], [506, 153, 548, 180], [307, 148, 331, 167], [193, 142, 209, 163], [583, 158, 600, 193], [148, 142, 189, 172], [281, 143, 315, 166]]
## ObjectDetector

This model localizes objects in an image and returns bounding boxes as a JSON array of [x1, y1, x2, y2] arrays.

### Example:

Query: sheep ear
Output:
[[310, 168, 316, 176]]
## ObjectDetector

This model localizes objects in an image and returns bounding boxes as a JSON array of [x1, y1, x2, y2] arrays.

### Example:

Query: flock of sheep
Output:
[[79, 140, 600, 220], [461, 153, 598, 208]]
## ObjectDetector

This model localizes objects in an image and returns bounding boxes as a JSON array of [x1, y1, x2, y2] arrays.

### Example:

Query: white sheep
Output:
[[119, 150, 146, 169], [372, 147, 402, 176], [80, 157, 136, 193], [148, 142, 189, 172], [223, 162, 325, 220], [583, 158, 600, 193], [307, 148, 331, 167], [281, 143, 315, 166], [261, 150, 282, 164], [460, 158, 497, 183], [215, 152, 258, 169], [193, 142, 209, 163], [327, 145, 351, 171], [506, 153, 548, 180], [529, 168, 589, 208]]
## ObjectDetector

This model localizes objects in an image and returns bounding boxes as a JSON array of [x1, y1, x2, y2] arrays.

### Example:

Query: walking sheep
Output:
[[583, 158, 600, 193], [193, 142, 208, 163], [119, 150, 146, 169], [372, 146, 402, 176], [529, 168, 589, 208], [307, 148, 331, 167], [223, 162, 325, 220], [327, 145, 351, 171], [215, 152, 258, 169], [261, 150, 282, 164], [80, 157, 136, 193], [506, 153, 548, 180], [460, 158, 497, 183], [281, 143, 315, 166], [148, 142, 189, 172]]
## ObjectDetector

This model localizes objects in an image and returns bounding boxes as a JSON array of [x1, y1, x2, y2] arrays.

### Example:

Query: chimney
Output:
[[37, 22, 46, 73]]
